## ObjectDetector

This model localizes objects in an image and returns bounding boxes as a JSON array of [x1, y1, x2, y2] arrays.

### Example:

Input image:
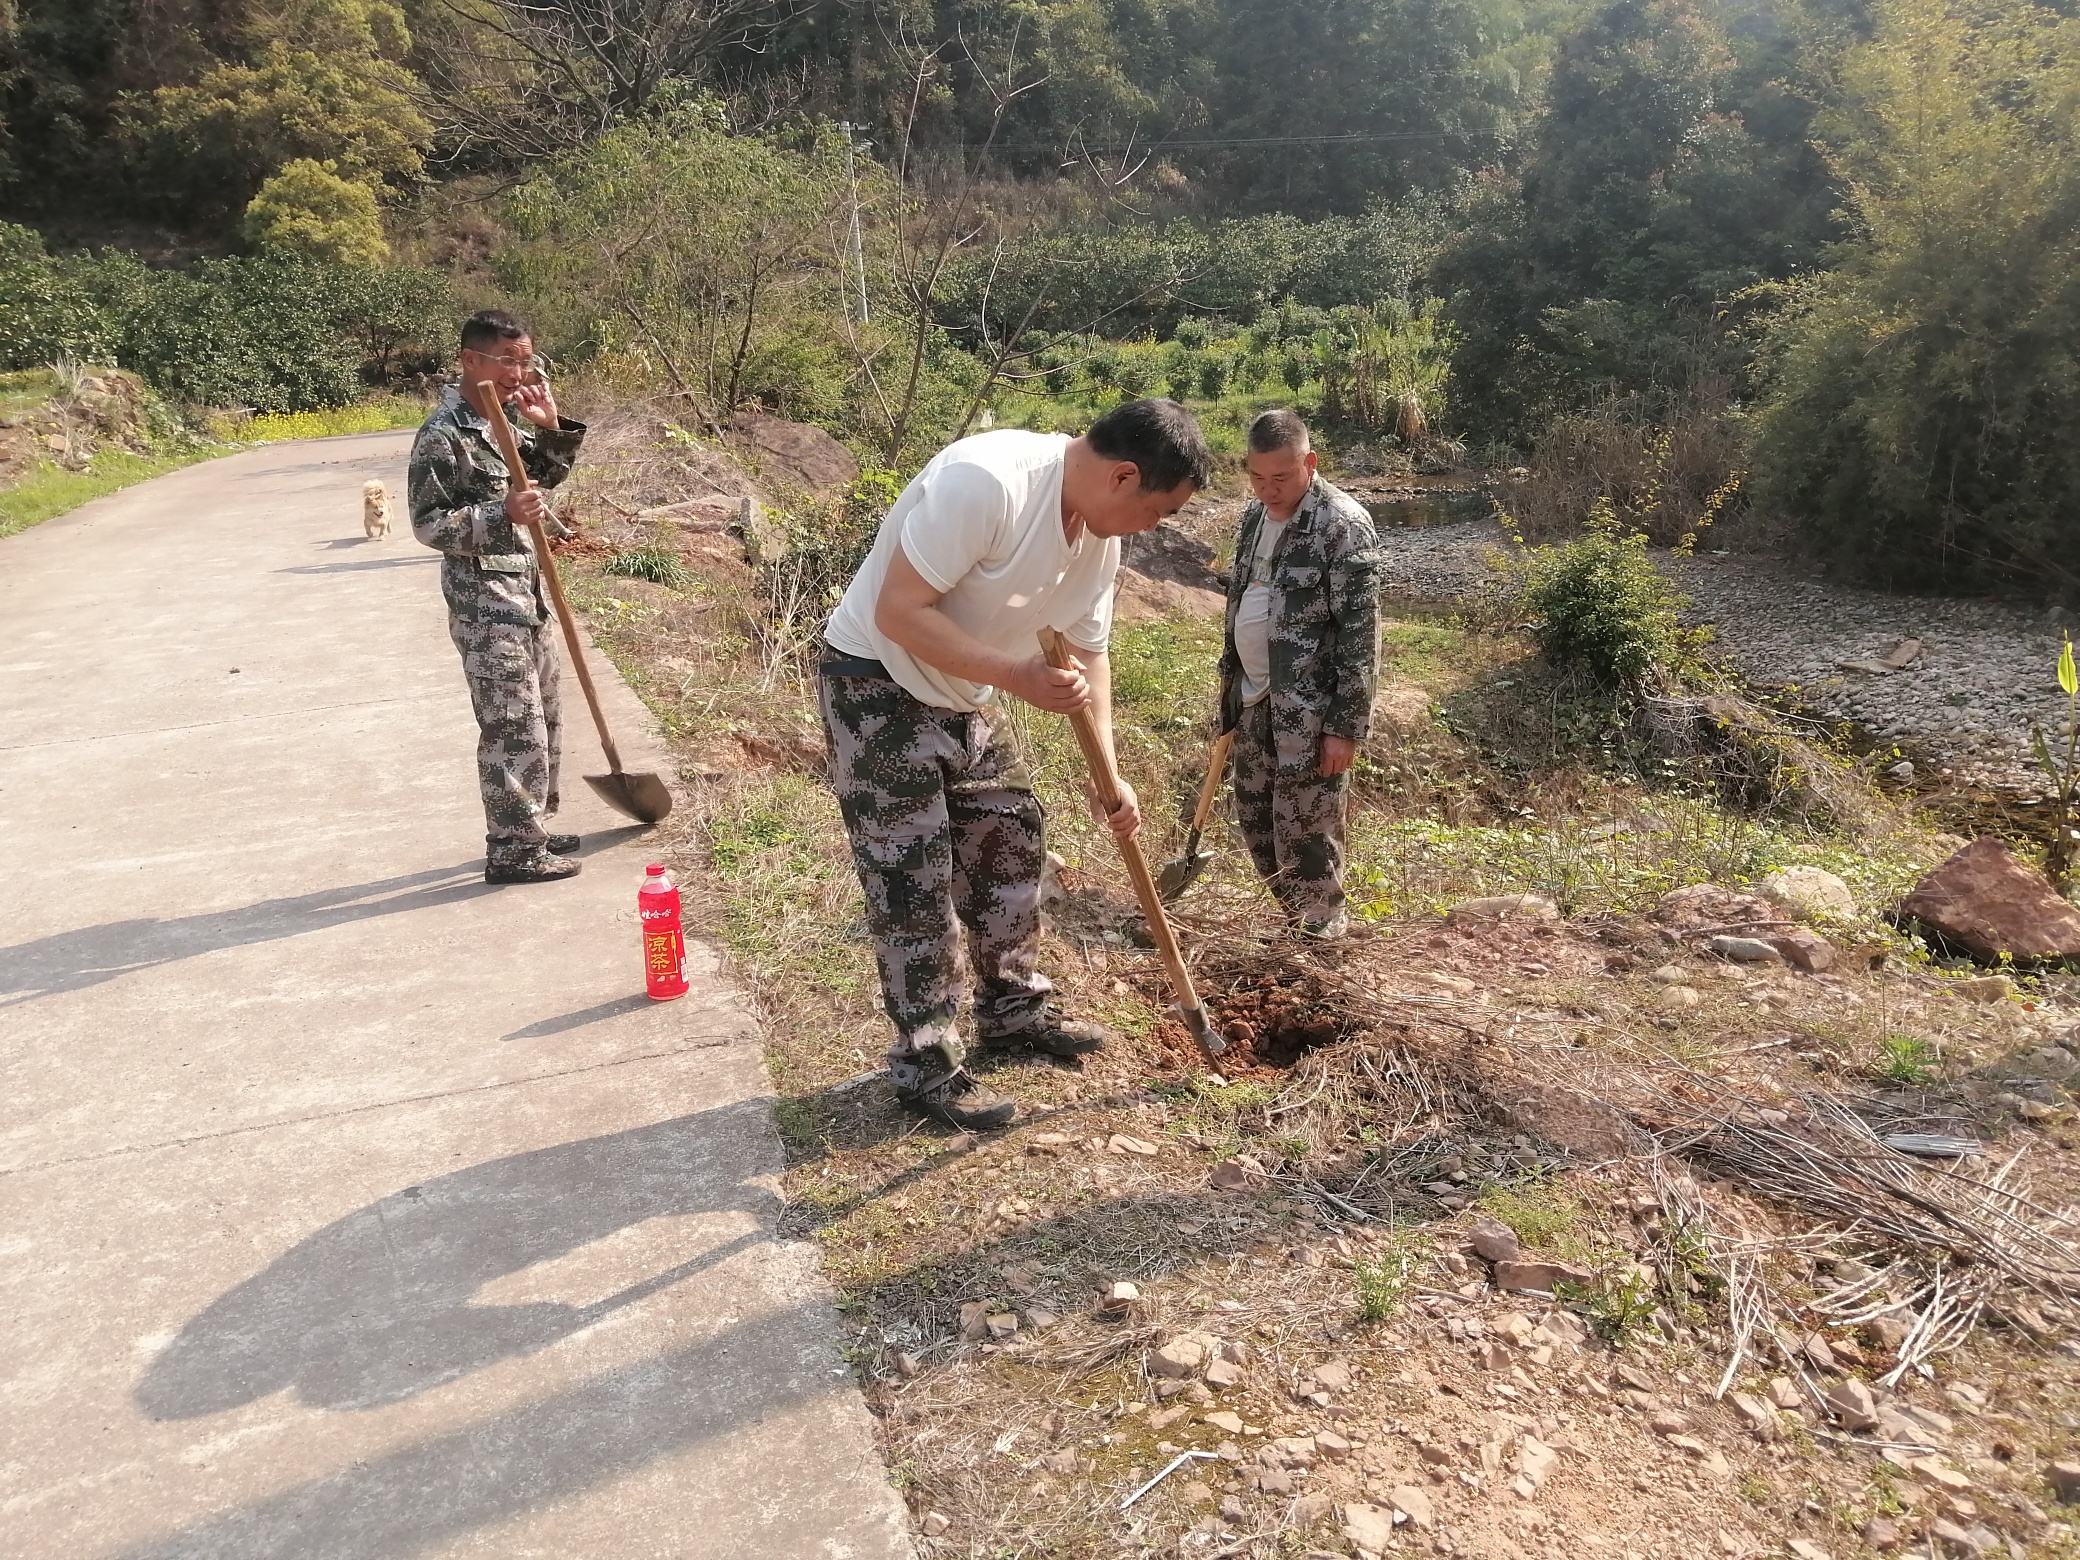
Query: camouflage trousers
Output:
[[1232, 696, 1347, 927], [817, 658, 1051, 1087], [449, 617, 562, 859]]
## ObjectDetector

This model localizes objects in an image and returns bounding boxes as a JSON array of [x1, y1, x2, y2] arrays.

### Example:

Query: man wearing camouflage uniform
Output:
[[820, 400, 1214, 1130], [1217, 409, 1380, 937], [409, 309, 589, 885]]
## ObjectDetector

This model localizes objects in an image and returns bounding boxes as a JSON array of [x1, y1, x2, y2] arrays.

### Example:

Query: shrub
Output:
[[1517, 500, 1687, 690], [1512, 394, 1745, 544], [243, 159, 389, 267]]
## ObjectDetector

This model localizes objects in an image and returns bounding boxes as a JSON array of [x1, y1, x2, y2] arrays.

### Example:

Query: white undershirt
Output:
[[823, 430, 1118, 712], [1234, 512, 1289, 705]]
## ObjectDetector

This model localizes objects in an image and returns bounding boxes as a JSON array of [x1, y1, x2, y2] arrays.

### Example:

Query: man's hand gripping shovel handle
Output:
[[1036, 628, 1228, 1066]]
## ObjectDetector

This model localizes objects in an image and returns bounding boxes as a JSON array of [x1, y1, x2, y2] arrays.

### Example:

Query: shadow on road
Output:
[[501, 991, 657, 1041], [277, 555, 438, 575], [0, 862, 489, 1005], [121, 1104, 865, 1559]]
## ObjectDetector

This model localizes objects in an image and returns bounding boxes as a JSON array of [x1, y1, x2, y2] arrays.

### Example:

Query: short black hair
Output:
[[1087, 398, 1215, 493], [460, 308, 530, 352], [1247, 407, 1310, 455]]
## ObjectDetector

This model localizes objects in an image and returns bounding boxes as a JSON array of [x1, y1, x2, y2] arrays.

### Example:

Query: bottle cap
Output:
[[645, 862, 666, 875]]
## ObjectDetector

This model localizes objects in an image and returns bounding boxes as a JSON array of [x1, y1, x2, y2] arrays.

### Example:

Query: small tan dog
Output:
[[362, 479, 391, 539]]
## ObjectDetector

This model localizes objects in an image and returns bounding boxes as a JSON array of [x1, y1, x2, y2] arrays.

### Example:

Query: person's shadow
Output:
[[0, 863, 491, 1008], [137, 1107, 775, 1419]]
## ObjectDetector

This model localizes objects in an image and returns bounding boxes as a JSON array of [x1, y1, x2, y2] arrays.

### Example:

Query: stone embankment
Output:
[[1370, 513, 2074, 791]]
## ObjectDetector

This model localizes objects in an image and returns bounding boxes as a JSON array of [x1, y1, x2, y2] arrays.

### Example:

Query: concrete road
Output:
[[0, 433, 912, 1559]]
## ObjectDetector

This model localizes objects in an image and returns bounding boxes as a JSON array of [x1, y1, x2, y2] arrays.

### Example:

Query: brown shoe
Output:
[[894, 1068, 1016, 1130]]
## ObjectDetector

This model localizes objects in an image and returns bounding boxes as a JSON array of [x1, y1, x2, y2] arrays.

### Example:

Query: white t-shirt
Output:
[[824, 430, 1119, 712], [1234, 513, 1288, 705]]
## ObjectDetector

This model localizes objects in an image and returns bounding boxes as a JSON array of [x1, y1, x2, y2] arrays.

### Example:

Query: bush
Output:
[[243, 159, 390, 267], [1512, 394, 1744, 544], [1517, 500, 1687, 689]]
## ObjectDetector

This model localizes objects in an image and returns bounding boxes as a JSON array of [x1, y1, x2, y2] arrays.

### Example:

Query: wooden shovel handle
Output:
[[1188, 728, 1236, 834], [1038, 629, 1214, 1049], [475, 384, 624, 775]]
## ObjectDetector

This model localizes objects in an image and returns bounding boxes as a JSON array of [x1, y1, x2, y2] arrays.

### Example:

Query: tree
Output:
[[244, 159, 390, 266], [126, 0, 429, 224], [1749, 0, 2080, 598]]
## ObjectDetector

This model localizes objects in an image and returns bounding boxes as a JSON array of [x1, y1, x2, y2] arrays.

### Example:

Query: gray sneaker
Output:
[[979, 1002, 1112, 1058]]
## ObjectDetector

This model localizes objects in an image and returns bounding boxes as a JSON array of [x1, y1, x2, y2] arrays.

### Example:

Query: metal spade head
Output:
[[1155, 829, 1214, 903], [584, 770, 674, 824], [1176, 1001, 1229, 1062]]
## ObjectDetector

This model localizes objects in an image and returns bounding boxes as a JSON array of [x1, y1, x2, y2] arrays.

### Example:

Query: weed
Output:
[[1476, 1180, 1578, 1249], [1737, 1474, 1775, 1505], [1562, 1264, 1660, 1345], [605, 545, 690, 586], [1873, 1034, 1937, 1086], [1353, 1236, 1425, 1323]]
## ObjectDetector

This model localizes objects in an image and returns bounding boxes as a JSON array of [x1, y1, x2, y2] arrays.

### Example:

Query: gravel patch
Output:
[[1370, 518, 2074, 791]]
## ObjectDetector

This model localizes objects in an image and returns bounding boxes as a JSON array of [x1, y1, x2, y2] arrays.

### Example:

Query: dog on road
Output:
[[363, 480, 391, 539]]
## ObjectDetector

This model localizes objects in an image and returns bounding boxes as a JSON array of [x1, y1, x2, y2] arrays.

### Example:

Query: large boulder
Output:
[[727, 412, 860, 494], [1899, 837, 2080, 962]]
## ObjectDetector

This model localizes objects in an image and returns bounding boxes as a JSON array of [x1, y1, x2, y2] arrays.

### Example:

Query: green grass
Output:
[[1874, 1034, 1938, 1086], [0, 449, 219, 539], [207, 396, 427, 443], [1476, 1180, 1580, 1248]]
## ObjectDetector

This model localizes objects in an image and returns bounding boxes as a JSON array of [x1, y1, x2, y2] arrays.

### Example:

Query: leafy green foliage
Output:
[[1874, 1034, 1937, 1086], [1476, 1180, 1578, 1248], [2030, 638, 2080, 886], [243, 159, 389, 266], [1517, 501, 1687, 689], [1748, 0, 2080, 601], [604, 546, 691, 586], [1353, 1237, 1424, 1323]]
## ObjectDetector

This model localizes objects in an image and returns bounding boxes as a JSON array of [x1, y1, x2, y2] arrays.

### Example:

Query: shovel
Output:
[[1156, 726, 1234, 903], [1037, 629, 1228, 1066], [477, 384, 673, 825]]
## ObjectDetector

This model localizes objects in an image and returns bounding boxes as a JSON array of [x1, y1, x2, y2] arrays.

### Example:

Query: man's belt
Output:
[[818, 639, 891, 679]]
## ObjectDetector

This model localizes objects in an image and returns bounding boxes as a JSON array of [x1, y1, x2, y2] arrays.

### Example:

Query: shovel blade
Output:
[[584, 770, 674, 824], [1154, 848, 1214, 903]]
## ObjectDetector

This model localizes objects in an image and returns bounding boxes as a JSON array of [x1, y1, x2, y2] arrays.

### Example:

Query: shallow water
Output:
[[1363, 490, 1493, 529]]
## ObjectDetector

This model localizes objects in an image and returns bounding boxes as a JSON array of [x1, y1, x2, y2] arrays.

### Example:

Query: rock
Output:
[[1389, 1485, 1435, 1529], [1148, 1405, 1191, 1430], [1865, 1515, 1901, 1551], [1108, 1133, 1161, 1156], [1221, 1495, 1248, 1523], [1342, 1502, 1399, 1552], [1787, 1543, 1834, 1560], [1900, 837, 2080, 962], [1866, 1315, 1912, 1355], [1804, 1333, 1839, 1374], [2047, 1460, 2080, 1502], [1315, 1430, 1352, 1460], [1427, 971, 1479, 995], [1102, 1281, 1141, 1310], [1952, 974, 2017, 1003], [1205, 1358, 1244, 1390], [1885, 760, 1917, 782], [1767, 1377, 1803, 1411], [1914, 1458, 1973, 1492], [1150, 1335, 1210, 1378], [1477, 1340, 1513, 1370], [1023, 1307, 1059, 1330], [1447, 892, 1559, 925], [1760, 867, 1857, 922], [1649, 963, 1691, 985], [958, 1300, 991, 1340], [1518, 1436, 1559, 1487], [1655, 884, 1776, 930], [1763, 928, 1837, 972], [1730, 1391, 1779, 1438], [1543, 1309, 1589, 1345], [728, 411, 859, 492], [1709, 935, 1786, 964], [1208, 1160, 1255, 1190], [1312, 1361, 1352, 1392], [1202, 1411, 1246, 1434], [2019, 1098, 2059, 1122], [1658, 984, 1703, 1010], [985, 1312, 1018, 1340], [1927, 1517, 1983, 1555], [920, 1510, 951, 1536], [1291, 1491, 1336, 1527], [1649, 1410, 1694, 1436], [1614, 1362, 1657, 1394], [1467, 1219, 1523, 1262], [1826, 1377, 1879, 1429], [1495, 1258, 1594, 1293], [1254, 1467, 1295, 1496]]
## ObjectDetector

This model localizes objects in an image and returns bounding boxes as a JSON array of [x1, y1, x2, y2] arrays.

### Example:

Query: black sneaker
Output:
[[545, 833, 581, 855], [486, 850, 582, 885], [979, 1003, 1112, 1058], [894, 1068, 1016, 1130]]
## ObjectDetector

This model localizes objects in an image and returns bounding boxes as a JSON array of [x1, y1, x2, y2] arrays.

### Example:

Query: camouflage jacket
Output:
[[1218, 475, 1382, 774], [408, 384, 586, 628]]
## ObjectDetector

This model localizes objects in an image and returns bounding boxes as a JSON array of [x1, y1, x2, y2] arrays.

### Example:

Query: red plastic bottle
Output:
[[638, 863, 689, 1001]]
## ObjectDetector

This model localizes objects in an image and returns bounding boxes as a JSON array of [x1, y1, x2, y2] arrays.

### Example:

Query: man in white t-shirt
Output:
[[1216, 408, 1380, 937], [820, 400, 1214, 1129]]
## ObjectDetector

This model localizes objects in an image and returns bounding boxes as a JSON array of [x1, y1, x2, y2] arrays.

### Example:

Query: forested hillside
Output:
[[2, 0, 2074, 596]]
